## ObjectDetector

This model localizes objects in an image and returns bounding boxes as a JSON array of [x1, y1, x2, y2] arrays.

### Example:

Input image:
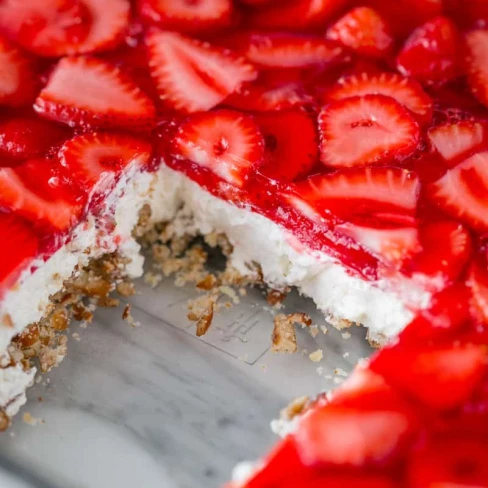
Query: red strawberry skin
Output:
[[371, 344, 487, 410], [0, 213, 38, 290], [327, 7, 394, 58], [34, 56, 156, 130], [0, 35, 38, 107], [0, 116, 70, 164], [255, 110, 318, 182], [396, 16, 463, 86], [318, 95, 420, 168], [0, 159, 82, 231]]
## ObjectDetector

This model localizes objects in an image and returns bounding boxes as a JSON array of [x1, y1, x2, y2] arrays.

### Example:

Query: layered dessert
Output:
[[0, 0, 487, 484]]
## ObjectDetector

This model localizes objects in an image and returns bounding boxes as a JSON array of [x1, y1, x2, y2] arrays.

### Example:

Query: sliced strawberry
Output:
[[428, 120, 488, 166], [0, 160, 81, 230], [399, 283, 472, 344], [360, 0, 443, 39], [243, 33, 343, 69], [172, 109, 264, 187], [336, 223, 420, 268], [0, 213, 38, 289], [318, 95, 420, 168], [325, 72, 433, 125], [146, 30, 257, 114], [371, 344, 487, 410], [408, 437, 488, 487], [326, 7, 393, 58], [0, 0, 129, 56], [0, 36, 38, 107], [295, 403, 415, 467], [248, 0, 348, 31], [34, 56, 156, 130], [224, 77, 312, 112], [255, 110, 318, 182], [465, 29, 488, 109], [138, 0, 233, 33], [0, 116, 70, 164], [396, 16, 462, 86], [290, 167, 420, 225], [467, 259, 488, 324], [405, 220, 472, 290], [428, 151, 488, 232], [239, 437, 305, 488], [59, 132, 152, 196]]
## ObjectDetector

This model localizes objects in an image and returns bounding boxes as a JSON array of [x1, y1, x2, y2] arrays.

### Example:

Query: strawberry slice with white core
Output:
[[0, 0, 130, 57], [0, 213, 38, 288], [326, 7, 393, 58], [59, 132, 152, 195], [318, 95, 420, 168], [172, 109, 264, 187], [429, 150, 488, 232], [146, 30, 257, 114], [428, 120, 488, 166], [396, 16, 462, 86], [243, 33, 343, 69], [467, 259, 488, 324], [249, 0, 349, 31], [296, 404, 413, 466], [371, 344, 487, 410], [326, 72, 433, 125], [0, 164, 80, 230], [0, 36, 37, 107], [138, 0, 232, 33], [34, 56, 156, 130], [465, 29, 488, 109], [336, 223, 420, 267], [290, 167, 420, 224]]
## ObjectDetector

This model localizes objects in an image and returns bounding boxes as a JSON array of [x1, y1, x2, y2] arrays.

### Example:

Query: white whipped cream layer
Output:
[[0, 163, 430, 415]]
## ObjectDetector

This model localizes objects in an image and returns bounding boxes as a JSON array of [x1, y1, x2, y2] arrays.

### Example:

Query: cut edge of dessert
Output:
[[0, 0, 488, 486]]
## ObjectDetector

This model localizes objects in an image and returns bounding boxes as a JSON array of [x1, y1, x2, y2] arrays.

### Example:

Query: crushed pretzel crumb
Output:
[[309, 349, 323, 362], [271, 314, 298, 353]]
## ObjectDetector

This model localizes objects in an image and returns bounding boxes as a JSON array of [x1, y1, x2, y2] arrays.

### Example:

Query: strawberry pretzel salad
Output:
[[0, 0, 487, 486]]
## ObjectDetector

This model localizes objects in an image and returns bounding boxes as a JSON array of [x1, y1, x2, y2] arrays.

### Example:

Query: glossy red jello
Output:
[[0, 0, 487, 484]]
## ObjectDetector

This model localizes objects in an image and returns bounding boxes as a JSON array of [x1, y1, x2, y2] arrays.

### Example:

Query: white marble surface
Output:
[[0, 262, 372, 488]]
